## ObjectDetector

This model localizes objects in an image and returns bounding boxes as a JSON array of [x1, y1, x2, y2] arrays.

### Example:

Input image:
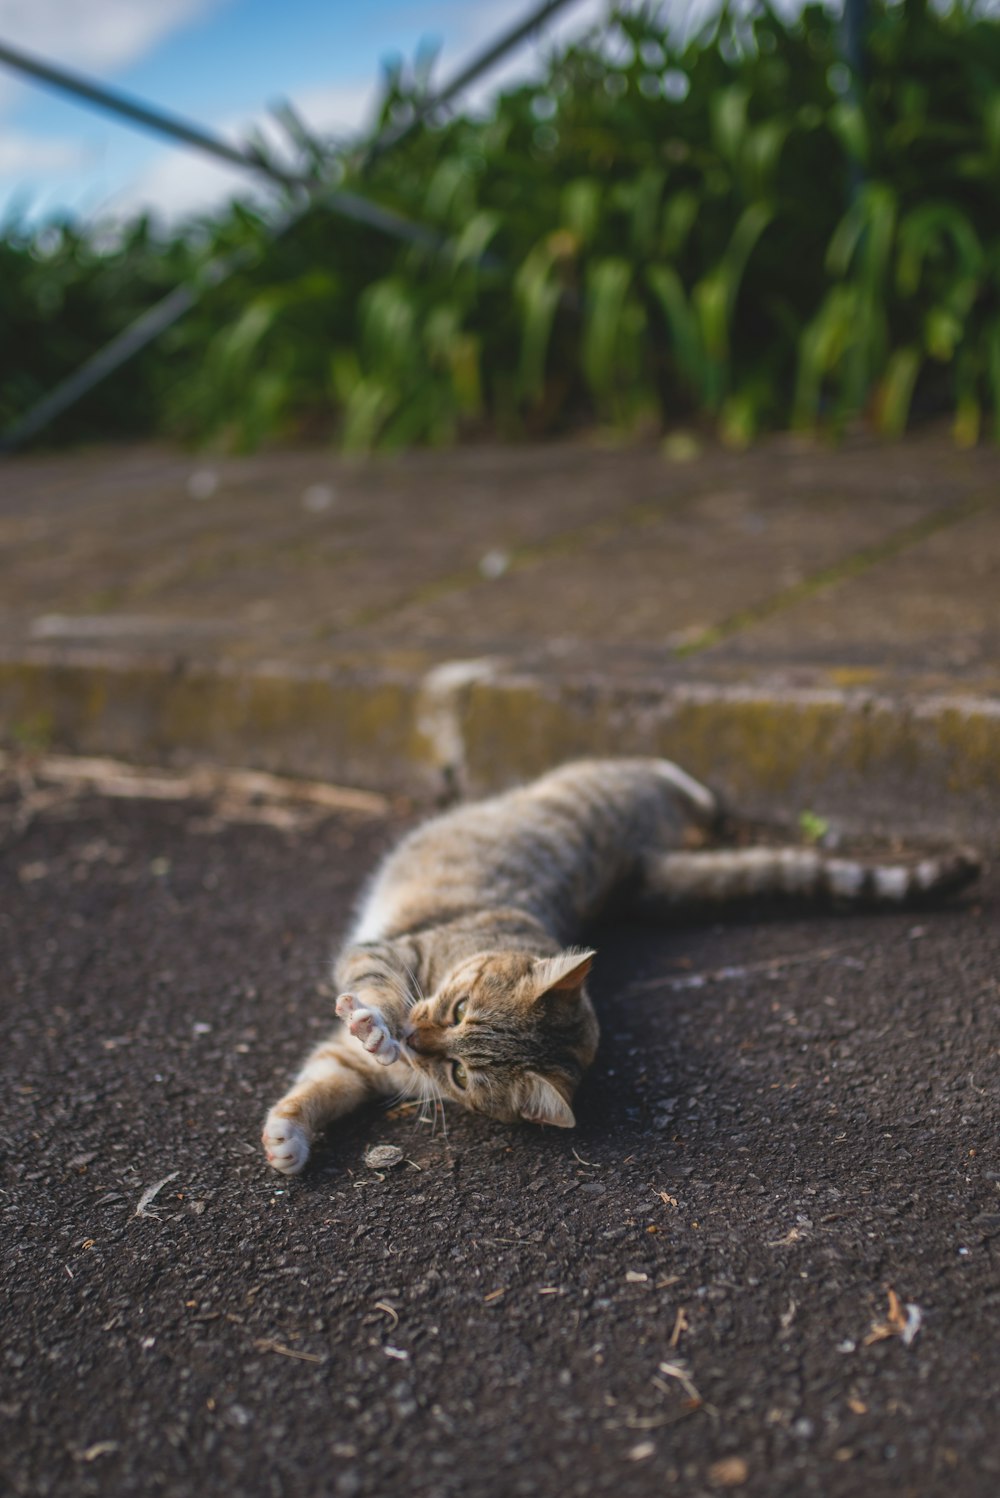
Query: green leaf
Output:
[[583, 257, 634, 400], [877, 346, 921, 436]]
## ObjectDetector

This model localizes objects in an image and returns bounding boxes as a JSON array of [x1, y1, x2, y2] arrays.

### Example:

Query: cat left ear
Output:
[[518, 1072, 576, 1128], [533, 949, 595, 999]]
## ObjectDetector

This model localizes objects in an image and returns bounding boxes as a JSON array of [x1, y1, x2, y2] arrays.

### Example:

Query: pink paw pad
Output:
[[336, 993, 399, 1065]]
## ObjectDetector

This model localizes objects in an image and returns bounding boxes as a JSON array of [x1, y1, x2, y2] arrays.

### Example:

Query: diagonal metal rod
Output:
[[0, 267, 230, 454], [362, 0, 583, 168], [0, 37, 311, 188], [0, 32, 448, 255]]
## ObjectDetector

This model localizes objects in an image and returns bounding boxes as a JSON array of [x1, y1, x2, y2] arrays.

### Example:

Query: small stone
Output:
[[478, 548, 510, 580], [365, 1144, 404, 1170], [628, 1441, 655, 1462], [302, 483, 335, 513], [186, 469, 218, 501]]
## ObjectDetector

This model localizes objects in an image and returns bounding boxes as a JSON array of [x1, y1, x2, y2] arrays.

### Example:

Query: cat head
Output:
[[400, 948, 598, 1127]]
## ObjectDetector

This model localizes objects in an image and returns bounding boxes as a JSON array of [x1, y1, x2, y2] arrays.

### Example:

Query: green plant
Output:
[[3, 1, 1000, 451]]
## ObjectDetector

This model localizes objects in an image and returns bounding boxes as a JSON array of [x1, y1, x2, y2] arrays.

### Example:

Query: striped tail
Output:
[[642, 846, 981, 909]]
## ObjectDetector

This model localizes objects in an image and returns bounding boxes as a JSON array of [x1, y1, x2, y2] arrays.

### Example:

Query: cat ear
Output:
[[518, 1072, 576, 1128], [533, 949, 595, 998]]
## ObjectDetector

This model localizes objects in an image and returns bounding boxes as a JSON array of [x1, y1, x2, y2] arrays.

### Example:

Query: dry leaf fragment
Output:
[[863, 1288, 923, 1347], [74, 1442, 119, 1463], [134, 1172, 179, 1218], [767, 1227, 803, 1248], [779, 1298, 797, 1331], [901, 1303, 924, 1346], [374, 1301, 399, 1329], [708, 1456, 749, 1487], [656, 1359, 701, 1403]]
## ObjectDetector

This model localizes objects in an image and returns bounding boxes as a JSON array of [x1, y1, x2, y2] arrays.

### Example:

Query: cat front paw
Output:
[[336, 993, 400, 1065], [262, 1112, 310, 1175]]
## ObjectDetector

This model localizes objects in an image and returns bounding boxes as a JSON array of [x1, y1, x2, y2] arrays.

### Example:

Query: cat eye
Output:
[[451, 1061, 468, 1089], [453, 997, 469, 1024]]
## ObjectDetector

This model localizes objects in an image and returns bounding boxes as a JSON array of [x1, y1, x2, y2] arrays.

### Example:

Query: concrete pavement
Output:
[[1, 432, 997, 838]]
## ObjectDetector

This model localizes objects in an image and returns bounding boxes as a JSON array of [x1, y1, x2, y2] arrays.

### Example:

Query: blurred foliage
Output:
[[3, 0, 1000, 450]]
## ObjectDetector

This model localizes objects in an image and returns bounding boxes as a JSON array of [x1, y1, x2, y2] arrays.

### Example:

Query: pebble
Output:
[[364, 1144, 404, 1170]]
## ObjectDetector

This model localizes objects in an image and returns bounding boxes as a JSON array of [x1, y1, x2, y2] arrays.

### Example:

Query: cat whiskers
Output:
[[430, 1074, 449, 1149], [388, 1057, 441, 1133]]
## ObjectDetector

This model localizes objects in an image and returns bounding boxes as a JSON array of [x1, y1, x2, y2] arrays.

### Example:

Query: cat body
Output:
[[262, 758, 978, 1174]]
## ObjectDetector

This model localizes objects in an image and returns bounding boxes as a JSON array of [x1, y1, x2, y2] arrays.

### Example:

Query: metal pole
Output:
[[841, 0, 869, 201], [363, 0, 584, 168], [0, 38, 310, 189]]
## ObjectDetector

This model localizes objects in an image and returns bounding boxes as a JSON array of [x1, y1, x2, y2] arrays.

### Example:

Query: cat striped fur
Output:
[[263, 758, 979, 1174]]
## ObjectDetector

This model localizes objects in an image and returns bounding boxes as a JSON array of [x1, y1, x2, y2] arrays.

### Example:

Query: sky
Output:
[[0, 0, 622, 226]]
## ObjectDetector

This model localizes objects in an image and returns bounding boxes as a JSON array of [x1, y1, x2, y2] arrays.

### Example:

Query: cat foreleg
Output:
[[262, 1040, 384, 1175]]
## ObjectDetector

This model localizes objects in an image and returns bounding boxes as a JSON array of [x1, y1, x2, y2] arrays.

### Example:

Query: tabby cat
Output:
[[262, 758, 978, 1174]]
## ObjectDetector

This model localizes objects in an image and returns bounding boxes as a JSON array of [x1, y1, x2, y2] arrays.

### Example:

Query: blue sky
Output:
[[0, 0, 613, 225]]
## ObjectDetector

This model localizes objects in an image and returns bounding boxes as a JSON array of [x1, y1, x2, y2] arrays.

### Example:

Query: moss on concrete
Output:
[[1, 653, 998, 839]]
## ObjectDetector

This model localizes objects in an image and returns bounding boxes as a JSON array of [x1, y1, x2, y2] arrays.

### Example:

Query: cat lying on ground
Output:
[[262, 758, 979, 1174]]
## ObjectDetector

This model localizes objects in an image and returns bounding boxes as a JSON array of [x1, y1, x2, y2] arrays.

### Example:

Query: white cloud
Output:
[[107, 77, 382, 222], [0, 129, 86, 175], [0, 0, 224, 73], [103, 2, 618, 224], [3, 0, 667, 225], [0, 0, 230, 207], [286, 79, 380, 143], [0, 0, 227, 113], [111, 145, 253, 223]]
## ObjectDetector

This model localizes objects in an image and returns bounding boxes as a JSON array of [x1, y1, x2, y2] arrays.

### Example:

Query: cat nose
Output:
[[406, 1024, 445, 1057]]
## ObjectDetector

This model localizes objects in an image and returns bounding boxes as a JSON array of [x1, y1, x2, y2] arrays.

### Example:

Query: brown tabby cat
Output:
[[262, 758, 978, 1174]]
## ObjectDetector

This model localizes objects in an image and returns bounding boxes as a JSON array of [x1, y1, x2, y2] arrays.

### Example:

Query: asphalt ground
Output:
[[1, 774, 998, 1498]]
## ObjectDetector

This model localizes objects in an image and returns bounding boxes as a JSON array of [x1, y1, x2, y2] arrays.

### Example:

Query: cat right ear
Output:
[[518, 1072, 576, 1128], [533, 949, 595, 1000]]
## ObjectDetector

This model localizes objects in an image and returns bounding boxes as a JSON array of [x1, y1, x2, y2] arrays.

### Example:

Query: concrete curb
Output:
[[2, 646, 998, 841]]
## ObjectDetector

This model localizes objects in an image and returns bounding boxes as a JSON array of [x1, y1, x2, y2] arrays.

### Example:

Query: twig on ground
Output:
[[253, 1338, 325, 1364], [669, 1306, 689, 1348]]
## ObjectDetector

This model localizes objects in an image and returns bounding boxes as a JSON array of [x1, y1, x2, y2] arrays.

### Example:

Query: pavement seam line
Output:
[[345, 497, 675, 631], [672, 490, 998, 659]]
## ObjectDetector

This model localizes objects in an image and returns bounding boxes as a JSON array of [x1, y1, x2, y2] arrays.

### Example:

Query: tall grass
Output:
[[2, 0, 1000, 450]]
